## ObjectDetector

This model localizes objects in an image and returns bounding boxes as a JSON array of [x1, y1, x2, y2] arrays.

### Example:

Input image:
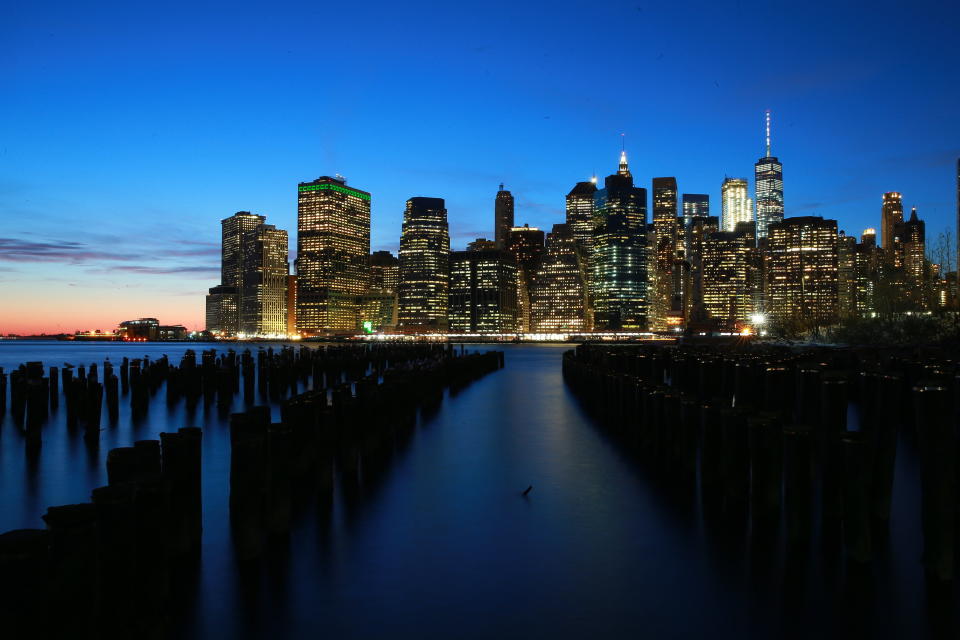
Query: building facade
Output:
[[505, 224, 545, 332], [767, 216, 839, 327], [651, 177, 680, 330], [682, 194, 709, 228], [881, 191, 903, 254], [494, 184, 515, 249], [239, 224, 288, 336], [205, 285, 238, 335], [296, 176, 371, 335], [592, 153, 648, 330], [530, 223, 589, 332], [448, 250, 518, 333], [721, 177, 753, 233], [398, 197, 450, 331], [701, 230, 754, 328]]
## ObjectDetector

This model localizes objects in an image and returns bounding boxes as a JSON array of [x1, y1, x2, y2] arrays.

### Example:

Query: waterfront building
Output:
[[505, 224, 546, 332], [494, 184, 515, 249], [398, 197, 450, 331], [566, 180, 598, 254], [366, 250, 399, 331], [296, 175, 371, 335], [448, 250, 518, 333], [530, 223, 589, 332], [881, 192, 903, 254], [370, 250, 400, 293], [701, 229, 754, 328], [721, 177, 753, 233], [767, 216, 839, 326], [754, 110, 784, 241], [205, 285, 238, 336], [685, 215, 719, 317], [838, 231, 878, 318], [592, 152, 648, 330], [215, 211, 266, 334], [898, 207, 926, 284], [239, 224, 288, 336], [682, 194, 709, 228]]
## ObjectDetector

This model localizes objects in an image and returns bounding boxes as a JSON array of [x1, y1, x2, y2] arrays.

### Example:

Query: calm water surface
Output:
[[0, 342, 954, 638]]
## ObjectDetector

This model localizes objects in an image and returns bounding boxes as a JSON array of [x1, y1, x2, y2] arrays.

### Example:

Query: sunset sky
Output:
[[3, 0, 959, 334]]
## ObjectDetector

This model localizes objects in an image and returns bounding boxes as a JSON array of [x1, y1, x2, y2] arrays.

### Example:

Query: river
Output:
[[0, 342, 953, 638]]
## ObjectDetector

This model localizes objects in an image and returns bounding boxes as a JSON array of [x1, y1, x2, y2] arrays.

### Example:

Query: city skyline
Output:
[[3, 1, 960, 334]]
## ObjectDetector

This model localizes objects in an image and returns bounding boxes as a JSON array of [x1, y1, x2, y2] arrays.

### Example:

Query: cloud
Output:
[[105, 265, 219, 276], [0, 237, 135, 262]]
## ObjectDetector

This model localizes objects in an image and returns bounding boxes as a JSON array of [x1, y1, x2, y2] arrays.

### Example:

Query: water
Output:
[[0, 342, 955, 638]]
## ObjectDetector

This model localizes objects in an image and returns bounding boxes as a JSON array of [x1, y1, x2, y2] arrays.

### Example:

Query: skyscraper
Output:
[[701, 230, 754, 328], [530, 223, 589, 332], [398, 197, 450, 331], [881, 191, 903, 253], [754, 110, 784, 241], [651, 177, 680, 330], [592, 152, 648, 330], [566, 181, 598, 254], [767, 216, 839, 326], [364, 251, 399, 331], [205, 285, 238, 336], [296, 176, 371, 335], [681, 194, 709, 228], [494, 184, 515, 249], [721, 178, 753, 232], [448, 249, 518, 333], [239, 224, 288, 336], [505, 224, 546, 332], [898, 207, 926, 284]]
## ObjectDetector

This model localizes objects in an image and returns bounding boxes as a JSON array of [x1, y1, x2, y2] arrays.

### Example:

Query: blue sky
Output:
[[2, 0, 959, 332]]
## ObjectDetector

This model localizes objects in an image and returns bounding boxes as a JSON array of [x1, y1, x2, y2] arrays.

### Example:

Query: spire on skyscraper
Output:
[[765, 110, 772, 158]]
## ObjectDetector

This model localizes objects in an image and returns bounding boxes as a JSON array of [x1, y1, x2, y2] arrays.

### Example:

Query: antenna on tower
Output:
[[765, 110, 771, 158]]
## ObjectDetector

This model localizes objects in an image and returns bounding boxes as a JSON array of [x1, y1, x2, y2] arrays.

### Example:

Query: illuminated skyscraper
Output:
[[881, 192, 903, 253], [448, 250, 518, 333], [592, 152, 648, 330], [213, 211, 267, 335], [494, 184, 515, 249], [566, 180, 598, 251], [530, 223, 589, 332], [701, 230, 754, 328], [205, 285, 238, 335], [682, 194, 709, 228], [767, 216, 839, 326], [240, 224, 289, 336], [370, 250, 400, 293], [754, 110, 784, 241], [467, 238, 497, 252], [721, 178, 753, 232], [364, 250, 399, 331], [398, 197, 450, 331], [651, 177, 680, 330], [286, 275, 297, 336], [296, 176, 371, 334], [898, 207, 926, 285], [506, 224, 546, 332], [686, 215, 720, 315]]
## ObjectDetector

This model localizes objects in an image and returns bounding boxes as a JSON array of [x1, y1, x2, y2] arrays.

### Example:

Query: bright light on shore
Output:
[[750, 313, 767, 326]]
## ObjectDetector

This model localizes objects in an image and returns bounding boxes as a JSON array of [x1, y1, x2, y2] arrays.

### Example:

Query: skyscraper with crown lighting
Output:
[[755, 110, 784, 241]]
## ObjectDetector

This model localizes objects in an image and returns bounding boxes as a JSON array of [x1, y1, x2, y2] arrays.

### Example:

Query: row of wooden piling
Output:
[[562, 343, 959, 582], [0, 344, 505, 638], [0, 427, 202, 639]]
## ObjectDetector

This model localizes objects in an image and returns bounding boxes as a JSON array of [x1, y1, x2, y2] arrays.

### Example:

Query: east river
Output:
[[0, 342, 955, 638]]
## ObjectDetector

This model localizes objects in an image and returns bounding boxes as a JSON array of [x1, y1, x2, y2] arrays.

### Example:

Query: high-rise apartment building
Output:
[[448, 250, 518, 333], [398, 197, 450, 331], [530, 223, 589, 332], [494, 184, 515, 249], [240, 224, 288, 336], [767, 216, 839, 326], [754, 111, 784, 241], [296, 176, 371, 335], [721, 178, 753, 232], [592, 153, 648, 330], [881, 192, 903, 254], [682, 194, 709, 228]]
